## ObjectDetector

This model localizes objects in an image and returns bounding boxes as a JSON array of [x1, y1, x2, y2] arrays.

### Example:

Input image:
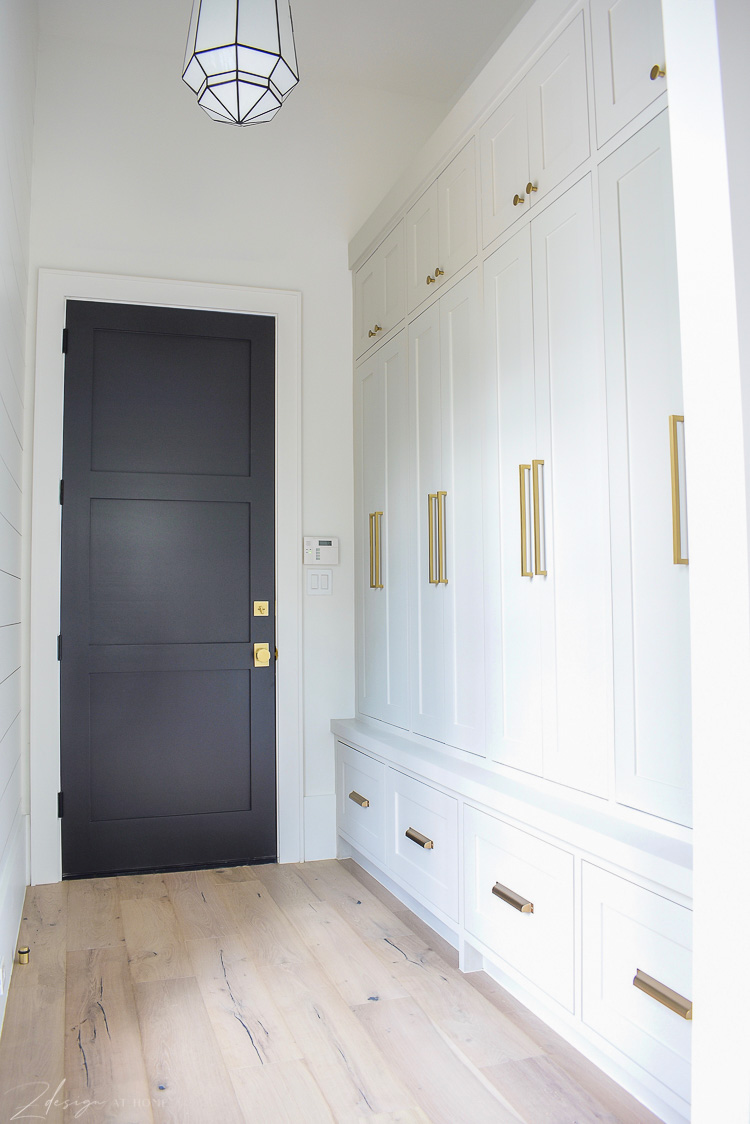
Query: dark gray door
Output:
[[60, 300, 276, 877]]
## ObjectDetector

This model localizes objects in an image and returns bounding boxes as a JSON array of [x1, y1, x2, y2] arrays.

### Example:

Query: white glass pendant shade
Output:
[[183, 0, 299, 125]]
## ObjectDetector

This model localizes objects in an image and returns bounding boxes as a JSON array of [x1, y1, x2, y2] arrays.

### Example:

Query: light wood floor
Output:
[[0, 859, 661, 1123]]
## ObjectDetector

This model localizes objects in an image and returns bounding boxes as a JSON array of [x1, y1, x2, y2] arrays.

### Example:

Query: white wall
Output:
[[0, 0, 37, 1024], [27, 2, 446, 862]]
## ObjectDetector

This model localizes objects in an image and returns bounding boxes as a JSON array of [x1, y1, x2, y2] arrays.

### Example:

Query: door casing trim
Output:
[[30, 269, 303, 884]]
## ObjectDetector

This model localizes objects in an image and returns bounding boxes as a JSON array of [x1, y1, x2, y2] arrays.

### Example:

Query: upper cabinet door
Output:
[[591, 0, 667, 148], [437, 140, 478, 286], [526, 13, 590, 205], [406, 182, 440, 313], [484, 228, 543, 775], [480, 81, 529, 248], [600, 113, 691, 827], [354, 221, 405, 359], [532, 176, 612, 799]]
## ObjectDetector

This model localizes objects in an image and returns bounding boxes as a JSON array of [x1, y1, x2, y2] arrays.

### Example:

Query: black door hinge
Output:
[[57, 635, 62, 661], [62, 328, 68, 354], [59, 479, 64, 505], [57, 792, 64, 818]]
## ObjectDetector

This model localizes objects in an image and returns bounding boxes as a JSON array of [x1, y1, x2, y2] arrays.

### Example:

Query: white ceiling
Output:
[[39, 0, 536, 108]]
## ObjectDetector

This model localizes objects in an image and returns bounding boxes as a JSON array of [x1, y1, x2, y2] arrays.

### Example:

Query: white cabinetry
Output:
[[337, 743, 386, 862], [591, 0, 667, 147], [406, 140, 477, 312], [354, 221, 405, 359], [582, 863, 692, 1111], [486, 176, 612, 797], [409, 273, 485, 755], [387, 769, 459, 921], [600, 112, 691, 827], [480, 14, 590, 246], [355, 333, 410, 729]]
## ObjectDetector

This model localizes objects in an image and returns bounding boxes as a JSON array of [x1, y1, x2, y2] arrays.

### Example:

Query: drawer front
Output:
[[337, 742, 386, 862], [464, 806, 575, 1011], [386, 769, 458, 920], [582, 863, 692, 1103]]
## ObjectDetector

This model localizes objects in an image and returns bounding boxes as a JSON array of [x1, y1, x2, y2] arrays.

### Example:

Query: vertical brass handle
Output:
[[374, 511, 384, 589], [650, 65, 666, 81], [428, 493, 439, 584], [369, 513, 376, 588], [519, 464, 533, 578], [532, 459, 547, 576], [405, 827, 434, 849], [633, 970, 692, 1019], [437, 491, 448, 584], [669, 415, 688, 565], [492, 882, 534, 913]]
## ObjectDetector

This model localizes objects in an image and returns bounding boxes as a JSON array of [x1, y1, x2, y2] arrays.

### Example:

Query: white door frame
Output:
[[29, 269, 303, 885]]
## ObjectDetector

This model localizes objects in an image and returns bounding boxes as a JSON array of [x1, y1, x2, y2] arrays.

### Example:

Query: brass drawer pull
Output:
[[492, 881, 534, 913], [405, 827, 434, 849], [633, 969, 692, 1019], [349, 791, 370, 808]]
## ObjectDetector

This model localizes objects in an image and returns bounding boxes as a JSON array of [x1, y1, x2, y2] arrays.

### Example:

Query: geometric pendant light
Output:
[[183, 0, 299, 126]]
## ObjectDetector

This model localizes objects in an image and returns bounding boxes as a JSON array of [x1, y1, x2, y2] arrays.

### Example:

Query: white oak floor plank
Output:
[[67, 878, 125, 952], [230, 1059, 335, 1124], [165, 868, 247, 941], [121, 896, 193, 983]]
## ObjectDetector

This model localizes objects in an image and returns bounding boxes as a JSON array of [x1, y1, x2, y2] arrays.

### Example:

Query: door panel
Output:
[[532, 177, 612, 797], [600, 113, 691, 825], [409, 303, 444, 740], [437, 140, 477, 284], [406, 183, 440, 312], [480, 81, 529, 246], [591, 0, 667, 146], [61, 300, 276, 877], [440, 273, 484, 755], [485, 229, 543, 773]]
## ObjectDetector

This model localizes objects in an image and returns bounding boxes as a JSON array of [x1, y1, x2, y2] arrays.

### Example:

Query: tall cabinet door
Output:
[[356, 334, 410, 729], [440, 273, 484, 755], [406, 184, 440, 313], [480, 82, 530, 247], [485, 228, 543, 773], [409, 302, 444, 740], [591, 0, 667, 147], [532, 175, 612, 797], [600, 113, 691, 826]]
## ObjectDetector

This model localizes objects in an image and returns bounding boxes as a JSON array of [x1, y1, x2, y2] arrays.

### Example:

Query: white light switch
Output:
[[307, 568, 332, 595]]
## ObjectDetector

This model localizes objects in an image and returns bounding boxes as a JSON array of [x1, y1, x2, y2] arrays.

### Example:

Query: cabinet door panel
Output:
[[532, 176, 612, 797], [406, 182, 439, 313], [437, 140, 477, 283], [527, 14, 590, 203], [485, 229, 542, 773], [440, 274, 484, 755], [591, 0, 667, 146], [480, 82, 529, 247], [600, 114, 691, 826], [354, 250, 383, 358], [410, 304, 444, 740], [382, 221, 405, 335]]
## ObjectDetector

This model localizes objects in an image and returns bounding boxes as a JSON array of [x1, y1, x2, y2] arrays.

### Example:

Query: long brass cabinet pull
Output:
[[669, 415, 688, 565], [532, 459, 547, 576], [368, 511, 384, 589], [369, 513, 376, 588], [405, 827, 434, 849], [633, 969, 692, 1020], [437, 491, 448, 584], [492, 881, 534, 913], [349, 791, 370, 808], [428, 493, 438, 584], [519, 465, 532, 577]]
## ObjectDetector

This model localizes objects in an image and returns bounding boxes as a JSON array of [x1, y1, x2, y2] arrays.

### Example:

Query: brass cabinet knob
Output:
[[368, 324, 382, 338], [435, 267, 445, 277], [426, 274, 436, 284], [650, 64, 666, 80], [513, 193, 525, 206], [526, 182, 538, 194]]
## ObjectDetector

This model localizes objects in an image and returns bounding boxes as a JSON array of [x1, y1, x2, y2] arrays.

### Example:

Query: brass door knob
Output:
[[650, 64, 666, 80], [526, 182, 538, 194], [426, 274, 436, 284], [435, 267, 445, 277], [254, 643, 271, 667], [513, 194, 525, 206]]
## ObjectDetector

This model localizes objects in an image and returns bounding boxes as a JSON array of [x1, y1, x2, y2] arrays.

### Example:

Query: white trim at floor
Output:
[[29, 269, 303, 885]]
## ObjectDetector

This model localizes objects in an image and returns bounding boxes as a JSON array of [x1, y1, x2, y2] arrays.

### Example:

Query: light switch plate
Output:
[[307, 568, 333, 595]]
